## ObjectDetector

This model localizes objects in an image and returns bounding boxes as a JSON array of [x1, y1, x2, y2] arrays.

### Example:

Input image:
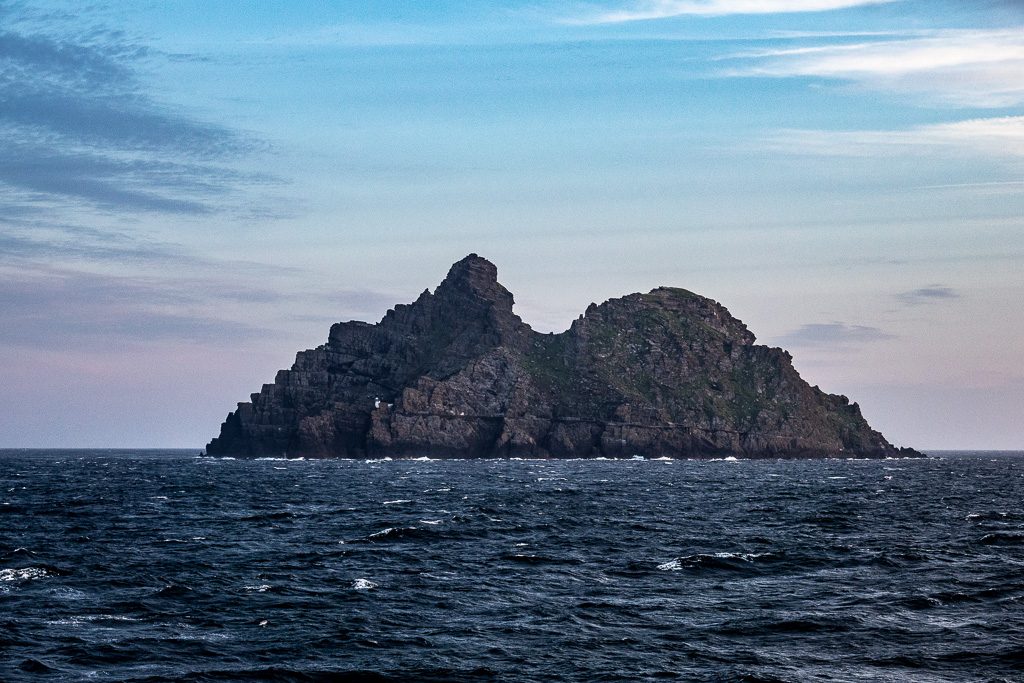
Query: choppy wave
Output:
[[1, 449, 1023, 682]]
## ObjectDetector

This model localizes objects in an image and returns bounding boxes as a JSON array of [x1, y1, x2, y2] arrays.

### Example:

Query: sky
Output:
[[1, 0, 1023, 450]]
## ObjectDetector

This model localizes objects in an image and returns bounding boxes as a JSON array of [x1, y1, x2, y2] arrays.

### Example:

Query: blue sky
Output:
[[2, 0, 1023, 448]]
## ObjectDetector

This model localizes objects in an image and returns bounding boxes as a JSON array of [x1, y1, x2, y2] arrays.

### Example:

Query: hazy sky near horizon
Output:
[[2, 0, 1023, 449]]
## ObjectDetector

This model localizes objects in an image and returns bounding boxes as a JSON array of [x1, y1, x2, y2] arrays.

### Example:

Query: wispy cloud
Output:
[[731, 29, 1024, 107], [0, 265, 285, 350], [0, 263, 410, 351], [0, 221, 405, 350], [577, 0, 900, 24], [774, 322, 896, 348], [0, 229, 188, 265], [896, 284, 960, 307], [768, 116, 1024, 158], [0, 16, 267, 215], [0, 205, 403, 351], [0, 137, 240, 214], [916, 180, 1024, 189]]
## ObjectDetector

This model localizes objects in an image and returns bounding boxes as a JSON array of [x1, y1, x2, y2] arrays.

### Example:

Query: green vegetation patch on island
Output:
[[206, 255, 920, 460]]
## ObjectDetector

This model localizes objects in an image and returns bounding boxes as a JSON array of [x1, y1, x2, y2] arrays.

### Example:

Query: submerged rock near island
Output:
[[206, 254, 919, 460]]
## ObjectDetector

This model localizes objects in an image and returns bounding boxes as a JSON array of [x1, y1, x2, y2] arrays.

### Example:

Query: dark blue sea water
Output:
[[2, 450, 1024, 682]]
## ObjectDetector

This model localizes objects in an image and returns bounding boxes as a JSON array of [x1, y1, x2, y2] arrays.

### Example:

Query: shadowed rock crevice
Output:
[[206, 254, 920, 459]]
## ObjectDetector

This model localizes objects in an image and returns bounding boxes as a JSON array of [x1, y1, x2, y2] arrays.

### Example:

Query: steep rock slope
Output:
[[206, 255, 918, 459]]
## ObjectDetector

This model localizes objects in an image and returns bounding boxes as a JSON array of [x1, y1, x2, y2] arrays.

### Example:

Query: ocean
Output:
[[2, 450, 1023, 682]]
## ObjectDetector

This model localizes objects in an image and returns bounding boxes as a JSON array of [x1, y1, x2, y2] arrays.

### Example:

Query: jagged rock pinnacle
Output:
[[435, 253, 515, 313]]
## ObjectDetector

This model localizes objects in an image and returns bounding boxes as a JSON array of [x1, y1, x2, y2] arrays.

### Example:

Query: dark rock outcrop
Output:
[[206, 254, 920, 459]]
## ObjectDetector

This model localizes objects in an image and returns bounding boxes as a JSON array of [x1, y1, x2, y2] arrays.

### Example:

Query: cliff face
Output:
[[206, 254, 919, 459]]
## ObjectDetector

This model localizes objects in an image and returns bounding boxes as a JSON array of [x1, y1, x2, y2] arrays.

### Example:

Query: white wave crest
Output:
[[658, 551, 772, 571], [0, 567, 49, 581]]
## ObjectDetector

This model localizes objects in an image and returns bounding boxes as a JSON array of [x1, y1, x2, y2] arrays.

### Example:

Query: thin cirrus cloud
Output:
[[774, 322, 896, 349], [0, 249, 405, 350], [0, 265, 285, 351], [577, 0, 900, 23], [730, 29, 1024, 107], [0, 24, 264, 216], [0, 137, 229, 215], [0, 228, 194, 265], [767, 116, 1024, 158], [0, 215, 282, 272]]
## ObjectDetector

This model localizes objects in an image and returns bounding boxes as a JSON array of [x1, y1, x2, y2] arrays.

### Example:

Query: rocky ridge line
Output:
[[206, 254, 920, 459]]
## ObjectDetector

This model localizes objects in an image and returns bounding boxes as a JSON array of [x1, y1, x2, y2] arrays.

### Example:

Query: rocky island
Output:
[[206, 254, 919, 459]]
